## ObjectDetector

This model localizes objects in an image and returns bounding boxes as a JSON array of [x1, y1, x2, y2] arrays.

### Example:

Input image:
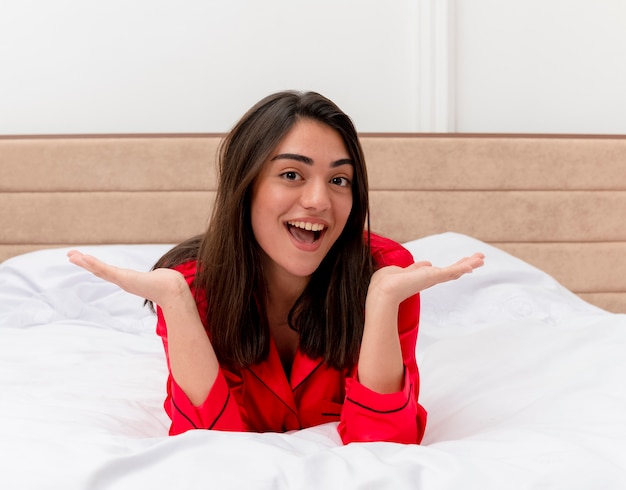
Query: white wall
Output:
[[455, 0, 626, 134], [0, 0, 422, 134], [1, 0, 625, 135]]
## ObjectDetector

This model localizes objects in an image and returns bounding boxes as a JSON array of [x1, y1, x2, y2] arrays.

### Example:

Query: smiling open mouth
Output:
[[287, 221, 326, 244]]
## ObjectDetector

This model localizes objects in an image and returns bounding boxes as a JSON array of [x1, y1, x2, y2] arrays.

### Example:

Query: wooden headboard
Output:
[[1, 134, 625, 314]]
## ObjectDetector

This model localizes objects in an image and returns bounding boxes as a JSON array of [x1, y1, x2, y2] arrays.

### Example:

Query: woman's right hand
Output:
[[68, 250, 220, 406], [67, 250, 190, 308]]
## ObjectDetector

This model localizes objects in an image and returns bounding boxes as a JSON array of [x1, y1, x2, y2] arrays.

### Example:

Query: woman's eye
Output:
[[331, 176, 351, 187], [281, 171, 300, 181]]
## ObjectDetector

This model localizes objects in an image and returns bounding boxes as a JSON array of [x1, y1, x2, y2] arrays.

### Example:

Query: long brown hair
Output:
[[153, 91, 373, 370]]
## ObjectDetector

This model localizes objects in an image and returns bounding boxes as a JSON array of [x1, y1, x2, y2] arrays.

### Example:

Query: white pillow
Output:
[[402, 232, 607, 330], [1, 235, 607, 331], [0, 244, 173, 331]]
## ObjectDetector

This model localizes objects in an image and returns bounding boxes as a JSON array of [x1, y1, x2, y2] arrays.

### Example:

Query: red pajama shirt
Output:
[[156, 233, 427, 444]]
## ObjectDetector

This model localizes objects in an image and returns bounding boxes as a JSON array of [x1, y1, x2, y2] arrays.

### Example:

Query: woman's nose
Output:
[[300, 179, 330, 210]]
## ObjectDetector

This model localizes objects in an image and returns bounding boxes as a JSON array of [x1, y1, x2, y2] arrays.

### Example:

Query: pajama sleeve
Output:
[[155, 261, 247, 436], [337, 236, 427, 444], [161, 363, 246, 435]]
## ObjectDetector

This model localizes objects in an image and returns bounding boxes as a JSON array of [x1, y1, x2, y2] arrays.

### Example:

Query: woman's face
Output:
[[250, 118, 354, 287]]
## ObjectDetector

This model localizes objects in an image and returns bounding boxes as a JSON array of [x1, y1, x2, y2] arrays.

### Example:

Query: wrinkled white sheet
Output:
[[1, 233, 625, 489]]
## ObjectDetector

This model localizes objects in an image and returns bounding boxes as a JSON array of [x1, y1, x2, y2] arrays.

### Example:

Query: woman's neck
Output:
[[261, 258, 309, 318], [262, 268, 307, 378]]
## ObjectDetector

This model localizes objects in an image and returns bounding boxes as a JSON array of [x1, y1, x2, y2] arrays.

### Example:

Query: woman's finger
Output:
[[412, 260, 433, 268], [68, 250, 139, 291], [439, 253, 485, 281], [68, 250, 101, 274]]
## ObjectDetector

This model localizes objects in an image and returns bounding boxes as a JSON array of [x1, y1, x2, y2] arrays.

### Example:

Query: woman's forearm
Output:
[[357, 292, 404, 394], [160, 286, 220, 407]]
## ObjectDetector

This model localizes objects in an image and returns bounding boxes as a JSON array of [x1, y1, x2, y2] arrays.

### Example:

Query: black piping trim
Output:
[[345, 383, 413, 414], [247, 368, 301, 427], [292, 361, 324, 392], [172, 398, 198, 429], [321, 412, 341, 417], [208, 390, 231, 430]]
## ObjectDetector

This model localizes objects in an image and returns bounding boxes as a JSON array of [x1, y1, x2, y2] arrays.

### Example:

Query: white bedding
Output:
[[1, 233, 625, 489]]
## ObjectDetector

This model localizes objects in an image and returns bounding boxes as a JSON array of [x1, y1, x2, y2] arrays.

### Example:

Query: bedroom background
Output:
[[1, 0, 626, 313], [1, 3, 626, 488], [1, 0, 626, 135]]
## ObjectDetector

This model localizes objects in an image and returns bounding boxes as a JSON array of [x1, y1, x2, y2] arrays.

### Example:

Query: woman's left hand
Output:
[[368, 252, 485, 305]]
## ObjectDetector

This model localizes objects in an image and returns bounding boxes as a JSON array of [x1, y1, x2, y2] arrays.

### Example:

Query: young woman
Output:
[[68, 91, 484, 444]]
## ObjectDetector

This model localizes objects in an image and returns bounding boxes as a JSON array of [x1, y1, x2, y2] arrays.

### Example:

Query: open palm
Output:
[[369, 253, 485, 304], [67, 250, 189, 307]]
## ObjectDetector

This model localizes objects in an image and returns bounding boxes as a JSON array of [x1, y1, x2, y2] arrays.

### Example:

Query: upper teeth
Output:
[[288, 221, 325, 232]]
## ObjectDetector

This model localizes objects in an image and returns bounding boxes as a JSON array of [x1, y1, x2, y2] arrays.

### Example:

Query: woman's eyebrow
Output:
[[271, 153, 353, 167]]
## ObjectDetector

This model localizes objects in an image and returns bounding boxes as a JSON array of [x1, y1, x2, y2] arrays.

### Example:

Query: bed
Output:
[[1, 134, 625, 489]]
